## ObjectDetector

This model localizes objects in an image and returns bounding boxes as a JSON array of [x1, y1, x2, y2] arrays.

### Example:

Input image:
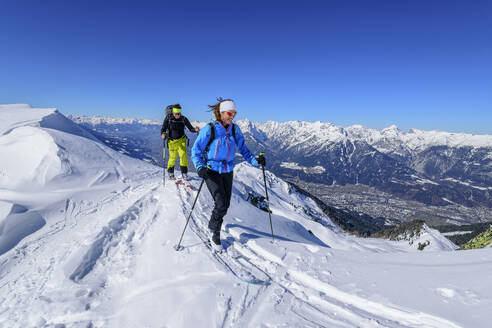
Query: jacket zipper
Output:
[[226, 136, 230, 161], [214, 139, 220, 159], [225, 124, 232, 172]]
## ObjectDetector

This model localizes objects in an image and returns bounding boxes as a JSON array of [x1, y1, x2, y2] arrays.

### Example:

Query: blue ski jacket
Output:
[[192, 121, 259, 174]]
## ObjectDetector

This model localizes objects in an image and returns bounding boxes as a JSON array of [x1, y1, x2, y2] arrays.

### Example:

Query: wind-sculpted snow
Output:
[[0, 205, 45, 256], [0, 104, 57, 135], [0, 126, 62, 189], [40, 110, 100, 142], [1, 106, 491, 327]]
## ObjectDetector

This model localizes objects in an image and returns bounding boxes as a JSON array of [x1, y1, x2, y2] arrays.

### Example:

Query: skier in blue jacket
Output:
[[191, 98, 265, 251]]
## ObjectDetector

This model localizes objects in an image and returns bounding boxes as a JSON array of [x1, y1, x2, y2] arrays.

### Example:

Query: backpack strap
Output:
[[201, 122, 215, 163], [162, 114, 172, 141], [204, 122, 215, 153], [163, 113, 173, 130], [231, 123, 237, 145]]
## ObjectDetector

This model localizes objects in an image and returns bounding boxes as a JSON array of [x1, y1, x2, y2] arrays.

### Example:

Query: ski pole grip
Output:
[[257, 153, 266, 167]]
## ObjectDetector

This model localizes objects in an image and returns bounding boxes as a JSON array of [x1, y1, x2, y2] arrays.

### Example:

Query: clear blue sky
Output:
[[1, 0, 491, 133]]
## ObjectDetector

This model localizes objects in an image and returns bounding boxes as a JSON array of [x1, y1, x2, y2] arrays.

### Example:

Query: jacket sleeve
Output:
[[184, 117, 195, 132], [160, 116, 169, 135], [191, 124, 212, 170], [234, 125, 259, 167]]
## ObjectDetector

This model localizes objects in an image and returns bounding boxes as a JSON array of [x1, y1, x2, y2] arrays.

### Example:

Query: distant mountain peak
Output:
[[382, 124, 399, 131]]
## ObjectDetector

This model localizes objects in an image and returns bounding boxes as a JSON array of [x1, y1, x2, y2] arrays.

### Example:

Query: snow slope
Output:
[[0, 104, 157, 258], [1, 105, 491, 328]]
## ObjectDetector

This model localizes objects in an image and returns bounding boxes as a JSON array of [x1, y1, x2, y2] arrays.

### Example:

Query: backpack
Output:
[[165, 105, 172, 117], [203, 122, 237, 158]]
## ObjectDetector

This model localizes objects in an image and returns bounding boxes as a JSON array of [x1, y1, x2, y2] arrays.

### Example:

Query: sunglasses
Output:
[[224, 111, 236, 118]]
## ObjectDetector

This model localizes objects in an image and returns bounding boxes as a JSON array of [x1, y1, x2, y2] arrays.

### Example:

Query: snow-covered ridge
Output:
[[69, 114, 161, 126], [0, 104, 155, 191]]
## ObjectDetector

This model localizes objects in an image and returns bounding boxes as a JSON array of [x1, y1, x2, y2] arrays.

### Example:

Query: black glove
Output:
[[256, 154, 266, 166], [198, 167, 209, 179]]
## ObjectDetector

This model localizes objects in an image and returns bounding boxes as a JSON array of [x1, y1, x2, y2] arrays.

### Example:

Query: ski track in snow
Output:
[[69, 185, 159, 282], [173, 182, 273, 328], [170, 179, 462, 328], [0, 177, 161, 327], [0, 172, 468, 328]]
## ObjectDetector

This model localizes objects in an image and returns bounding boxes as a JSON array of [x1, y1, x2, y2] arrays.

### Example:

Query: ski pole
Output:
[[259, 153, 274, 243], [174, 178, 205, 251], [162, 137, 169, 186]]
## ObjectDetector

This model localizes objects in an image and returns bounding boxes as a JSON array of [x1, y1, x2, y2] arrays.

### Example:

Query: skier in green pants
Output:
[[161, 104, 199, 180]]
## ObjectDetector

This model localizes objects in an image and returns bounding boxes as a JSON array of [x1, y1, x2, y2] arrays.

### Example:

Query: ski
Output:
[[205, 238, 268, 285], [175, 179, 196, 190]]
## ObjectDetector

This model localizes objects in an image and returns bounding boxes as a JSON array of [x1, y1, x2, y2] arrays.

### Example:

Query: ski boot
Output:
[[210, 229, 223, 252]]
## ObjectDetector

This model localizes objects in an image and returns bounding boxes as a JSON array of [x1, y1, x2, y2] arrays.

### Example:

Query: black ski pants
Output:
[[205, 170, 234, 232]]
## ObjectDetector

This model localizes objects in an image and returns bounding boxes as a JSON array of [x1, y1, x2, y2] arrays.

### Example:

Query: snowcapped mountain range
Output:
[[237, 120, 492, 205], [70, 115, 161, 126], [70, 114, 492, 224], [2, 104, 491, 327], [241, 119, 492, 150], [70, 114, 492, 149], [256, 120, 491, 189]]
